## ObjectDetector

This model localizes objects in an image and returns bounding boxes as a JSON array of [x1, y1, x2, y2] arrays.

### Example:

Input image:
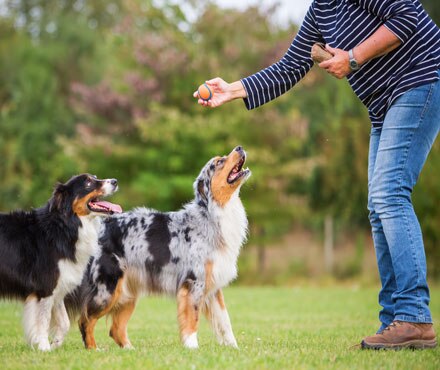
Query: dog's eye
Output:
[[216, 158, 225, 166], [85, 180, 93, 188]]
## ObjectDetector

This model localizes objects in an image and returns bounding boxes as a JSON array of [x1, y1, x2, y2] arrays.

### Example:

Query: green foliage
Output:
[[414, 141, 440, 276], [309, 117, 370, 226], [0, 0, 439, 277], [422, 0, 440, 25], [0, 0, 120, 207]]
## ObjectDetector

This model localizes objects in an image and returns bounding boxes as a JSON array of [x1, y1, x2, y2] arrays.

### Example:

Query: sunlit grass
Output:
[[0, 286, 438, 369]]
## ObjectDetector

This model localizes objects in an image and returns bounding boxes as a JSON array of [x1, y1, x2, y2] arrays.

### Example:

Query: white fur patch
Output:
[[50, 302, 70, 349], [54, 216, 99, 299], [46, 215, 99, 350], [102, 180, 118, 196], [211, 194, 248, 289], [23, 296, 53, 351], [183, 332, 198, 349], [205, 294, 238, 348]]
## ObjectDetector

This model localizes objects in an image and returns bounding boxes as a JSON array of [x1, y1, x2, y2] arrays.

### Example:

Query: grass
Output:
[[0, 285, 438, 370]]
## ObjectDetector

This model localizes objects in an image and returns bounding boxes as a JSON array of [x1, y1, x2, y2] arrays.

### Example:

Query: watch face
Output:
[[350, 60, 359, 70]]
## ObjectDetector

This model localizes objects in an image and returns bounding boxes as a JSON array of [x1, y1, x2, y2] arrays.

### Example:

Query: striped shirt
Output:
[[241, 0, 440, 127]]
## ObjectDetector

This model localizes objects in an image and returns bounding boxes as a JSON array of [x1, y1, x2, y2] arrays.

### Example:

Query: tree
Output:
[[1, 0, 439, 279], [421, 0, 440, 25]]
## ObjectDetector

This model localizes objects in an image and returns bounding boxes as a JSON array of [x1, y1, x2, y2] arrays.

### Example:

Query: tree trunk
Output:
[[257, 227, 266, 273], [257, 244, 266, 273], [324, 214, 334, 274]]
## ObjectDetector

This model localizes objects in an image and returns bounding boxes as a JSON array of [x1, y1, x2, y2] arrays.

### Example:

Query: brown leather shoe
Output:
[[361, 321, 437, 350]]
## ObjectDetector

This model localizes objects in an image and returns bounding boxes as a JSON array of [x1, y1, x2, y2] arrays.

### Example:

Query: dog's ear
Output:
[[49, 182, 67, 212], [195, 179, 208, 208]]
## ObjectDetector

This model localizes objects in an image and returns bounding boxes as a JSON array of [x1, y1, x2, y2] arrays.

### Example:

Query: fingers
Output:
[[318, 46, 350, 79], [319, 60, 331, 69], [319, 46, 336, 68], [205, 77, 222, 85], [325, 44, 336, 55], [200, 99, 210, 107], [197, 98, 213, 107]]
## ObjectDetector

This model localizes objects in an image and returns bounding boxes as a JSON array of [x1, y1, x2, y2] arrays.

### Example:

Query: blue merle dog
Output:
[[68, 146, 251, 350]]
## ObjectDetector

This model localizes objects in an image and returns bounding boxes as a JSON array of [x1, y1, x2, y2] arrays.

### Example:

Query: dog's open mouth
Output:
[[88, 198, 122, 214], [227, 155, 250, 184]]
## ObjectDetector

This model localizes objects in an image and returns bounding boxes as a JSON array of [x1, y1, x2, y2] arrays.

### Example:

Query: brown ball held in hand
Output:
[[311, 43, 333, 63], [198, 83, 213, 101]]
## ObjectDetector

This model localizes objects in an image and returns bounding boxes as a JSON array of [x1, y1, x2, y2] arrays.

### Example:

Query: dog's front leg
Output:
[[204, 289, 238, 348], [177, 282, 203, 349], [23, 295, 54, 351], [50, 301, 70, 349]]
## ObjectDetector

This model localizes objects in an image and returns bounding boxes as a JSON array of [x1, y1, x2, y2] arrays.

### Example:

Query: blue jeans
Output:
[[368, 76, 440, 333]]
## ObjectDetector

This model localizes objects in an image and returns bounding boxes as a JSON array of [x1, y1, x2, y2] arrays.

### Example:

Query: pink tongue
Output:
[[92, 201, 122, 213]]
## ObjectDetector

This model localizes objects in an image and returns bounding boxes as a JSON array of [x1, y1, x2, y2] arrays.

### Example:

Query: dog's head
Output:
[[194, 146, 251, 208], [49, 174, 122, 218]]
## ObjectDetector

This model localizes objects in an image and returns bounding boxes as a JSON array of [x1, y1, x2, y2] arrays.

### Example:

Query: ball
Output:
[[198, 83, 213, 101]]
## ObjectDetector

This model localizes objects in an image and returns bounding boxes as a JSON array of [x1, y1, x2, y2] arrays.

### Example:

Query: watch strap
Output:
[[348, 49, 360, 71]]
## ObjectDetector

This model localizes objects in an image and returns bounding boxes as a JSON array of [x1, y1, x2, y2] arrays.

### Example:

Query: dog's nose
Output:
[[235, 146, 243, 152], [110, 179, 118, 187]]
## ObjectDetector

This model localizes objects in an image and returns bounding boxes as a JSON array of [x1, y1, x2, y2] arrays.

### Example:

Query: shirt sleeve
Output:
[[241, 4, 324, 110], [348, 0, 419, 43]]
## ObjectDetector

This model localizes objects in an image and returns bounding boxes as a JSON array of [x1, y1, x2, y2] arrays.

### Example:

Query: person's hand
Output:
[[318, 45, 351, 79], [193, 78, 238, 108]]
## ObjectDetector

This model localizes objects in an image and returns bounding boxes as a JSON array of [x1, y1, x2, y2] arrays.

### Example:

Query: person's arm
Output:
[[319, 25, 402, 79], [193, 4, 324, 108], [319, 0, 418, 79], [350, 0, 419, 43]]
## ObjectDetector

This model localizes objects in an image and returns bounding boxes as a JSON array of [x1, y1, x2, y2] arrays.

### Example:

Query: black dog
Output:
[[0, 174, 121, 350]]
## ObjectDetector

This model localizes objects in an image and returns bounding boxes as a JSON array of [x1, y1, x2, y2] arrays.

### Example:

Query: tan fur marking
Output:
[[204, 260, 214, 293], [211, 150, 244, 207], [215, 290, 226, 310], [124, 269, 149, 297], [79, 277, 125, 349], [109, 300, 136, 348], [177, 285, 199, 339], [202, 289, 227, 330], [25, 293, 37, 303], [82, 317, 98, 349], [72, 189, 104, 216]]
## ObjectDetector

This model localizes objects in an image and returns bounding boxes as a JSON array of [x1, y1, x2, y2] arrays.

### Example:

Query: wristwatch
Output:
[[348, 49, 360, 71]]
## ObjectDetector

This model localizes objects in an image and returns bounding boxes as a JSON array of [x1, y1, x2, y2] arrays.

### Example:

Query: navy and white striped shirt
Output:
[[241, 0, 440, 127]]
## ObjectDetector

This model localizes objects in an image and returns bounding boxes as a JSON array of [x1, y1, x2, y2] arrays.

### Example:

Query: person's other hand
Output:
[[193, 78, 233, 108], [319, 45, 351, 79]]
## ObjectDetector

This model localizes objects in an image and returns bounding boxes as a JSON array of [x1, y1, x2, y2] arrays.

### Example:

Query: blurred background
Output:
[[0, 0, 439, 284]]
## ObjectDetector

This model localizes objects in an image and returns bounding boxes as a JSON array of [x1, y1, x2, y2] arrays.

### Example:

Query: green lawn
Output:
[[0, 286, 438, 370]]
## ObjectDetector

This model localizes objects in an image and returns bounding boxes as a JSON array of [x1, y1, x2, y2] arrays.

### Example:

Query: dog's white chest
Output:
[[211, 198, 247, 289], [54, 217, 98, 298], [212, 249, 238, 289]]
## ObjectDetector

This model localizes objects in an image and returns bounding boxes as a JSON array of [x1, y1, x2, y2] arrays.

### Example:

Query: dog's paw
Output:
[[50, 340, 63, 350], [183, 333, 199, 349], [122, 343, 135, 350], [222, 336, 238, 349], [37, 339, 51, 352]]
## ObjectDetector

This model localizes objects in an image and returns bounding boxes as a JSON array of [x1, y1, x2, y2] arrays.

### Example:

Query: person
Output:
[[193, 0, 439, 350]]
